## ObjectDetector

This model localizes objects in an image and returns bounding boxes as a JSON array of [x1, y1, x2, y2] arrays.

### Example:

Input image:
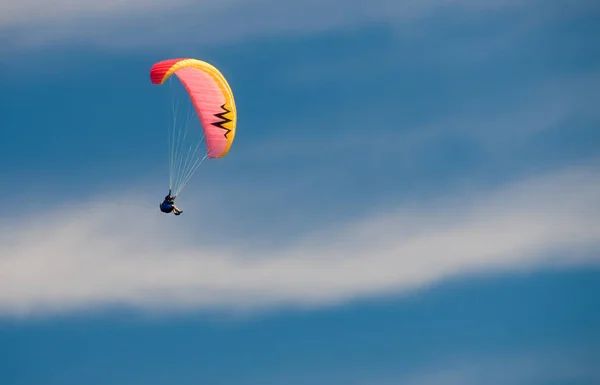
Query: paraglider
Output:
[[150, 58, 237, 216], [159, 190, 182, 215]]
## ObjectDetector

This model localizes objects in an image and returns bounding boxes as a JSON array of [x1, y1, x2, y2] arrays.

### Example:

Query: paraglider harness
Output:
[[160, 190, 181, 215]]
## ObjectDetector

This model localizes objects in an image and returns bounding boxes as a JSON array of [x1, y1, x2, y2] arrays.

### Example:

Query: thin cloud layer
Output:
[[1, 163, 599, 317], [395, 348, 600, 385], [0, 0, 558, 52], [0, 0, 516, 29]]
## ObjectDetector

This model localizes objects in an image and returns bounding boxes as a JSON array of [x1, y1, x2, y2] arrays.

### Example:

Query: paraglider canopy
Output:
[[150, 58, 237, 197], [150, 58, 237, 158]]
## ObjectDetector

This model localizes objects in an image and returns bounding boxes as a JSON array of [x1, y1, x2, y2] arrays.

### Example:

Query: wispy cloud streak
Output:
[[2, 0, 591, 52], [394, 348, 600, 385], [1, 163, 599, 317]]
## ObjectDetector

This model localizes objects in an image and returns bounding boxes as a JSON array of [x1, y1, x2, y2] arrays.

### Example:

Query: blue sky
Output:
[[1, 0, 599, 384]]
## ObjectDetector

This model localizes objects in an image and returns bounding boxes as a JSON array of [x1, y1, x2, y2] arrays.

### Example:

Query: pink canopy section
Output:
[[150, 58, 236, 159]]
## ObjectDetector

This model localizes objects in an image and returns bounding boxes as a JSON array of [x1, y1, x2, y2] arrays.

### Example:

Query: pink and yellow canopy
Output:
[[150, 58, 237, 159]]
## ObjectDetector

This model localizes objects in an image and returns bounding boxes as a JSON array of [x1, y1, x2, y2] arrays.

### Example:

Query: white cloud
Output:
[[392, 348, 600, 385], [1, 162, 599, 317], [0, 0, 507, 29], [0, 0, 558, 53]]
